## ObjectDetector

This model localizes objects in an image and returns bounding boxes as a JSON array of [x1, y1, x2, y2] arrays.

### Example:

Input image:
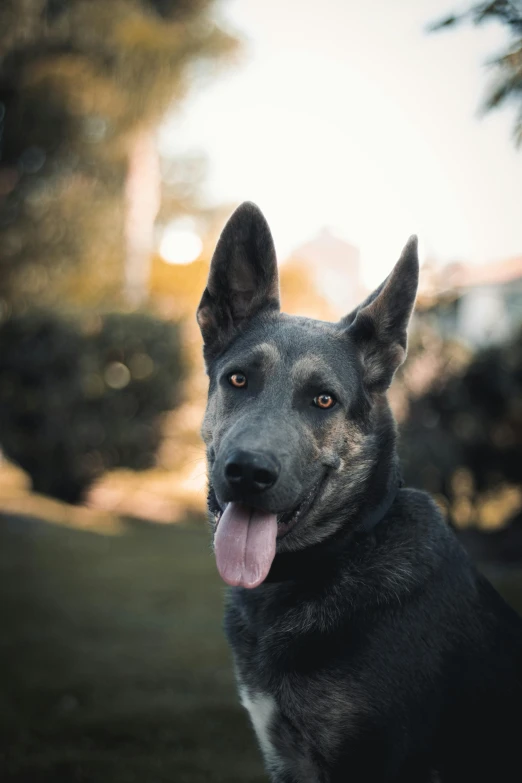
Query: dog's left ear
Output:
[[342, 235, 419, 392], [197, 202, 280, 363]]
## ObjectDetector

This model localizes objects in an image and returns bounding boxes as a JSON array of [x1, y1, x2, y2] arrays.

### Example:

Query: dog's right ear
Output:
[[341, 236, 419, 392], [197, 202, 280, 363]]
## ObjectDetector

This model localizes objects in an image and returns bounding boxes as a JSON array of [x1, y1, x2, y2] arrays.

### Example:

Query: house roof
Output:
[[453, 256, 522, 289], [289, 228, 360, 269], [415, 255, 522, 311]]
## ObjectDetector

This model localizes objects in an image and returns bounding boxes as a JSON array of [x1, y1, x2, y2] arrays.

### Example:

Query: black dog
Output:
[[197, 202, 522, 782]]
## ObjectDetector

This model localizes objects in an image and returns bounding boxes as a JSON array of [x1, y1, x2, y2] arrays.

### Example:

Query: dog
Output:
[[197, 202, 522, 782]]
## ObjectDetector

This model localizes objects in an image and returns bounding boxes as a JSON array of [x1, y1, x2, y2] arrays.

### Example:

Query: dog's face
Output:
[[197, 202, 418, 588]]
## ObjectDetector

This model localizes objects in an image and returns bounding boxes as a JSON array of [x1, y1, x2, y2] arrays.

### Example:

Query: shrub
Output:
[[0, 310, 185, 503], [399, 326, 522, 527]]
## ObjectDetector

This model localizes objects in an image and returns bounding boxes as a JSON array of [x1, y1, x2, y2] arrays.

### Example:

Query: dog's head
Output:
[[197, 202, 418, 588]]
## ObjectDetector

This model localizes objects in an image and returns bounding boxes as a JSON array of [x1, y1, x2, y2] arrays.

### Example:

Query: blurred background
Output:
[[0, 1, 521, 781]]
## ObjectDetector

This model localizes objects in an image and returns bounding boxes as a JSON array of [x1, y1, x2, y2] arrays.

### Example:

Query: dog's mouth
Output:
[[275, 470, 328, 539], [213, 470, 328, 590]]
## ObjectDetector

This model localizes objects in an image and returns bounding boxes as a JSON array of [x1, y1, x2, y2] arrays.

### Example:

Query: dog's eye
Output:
[[313, 393, 336, 410], [229, 372, 247, 389]]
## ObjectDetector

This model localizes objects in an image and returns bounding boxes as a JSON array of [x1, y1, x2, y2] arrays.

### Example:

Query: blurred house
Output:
[[417, 256, 522, 347], [286, 228, 363, 318]]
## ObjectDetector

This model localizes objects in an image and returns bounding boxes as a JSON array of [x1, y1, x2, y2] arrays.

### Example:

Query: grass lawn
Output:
[[0, 513, 265, 783], [1, 511, 522, 783]]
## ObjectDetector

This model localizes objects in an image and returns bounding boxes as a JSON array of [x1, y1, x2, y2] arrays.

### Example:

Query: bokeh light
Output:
[[159, 224, 203, 265]]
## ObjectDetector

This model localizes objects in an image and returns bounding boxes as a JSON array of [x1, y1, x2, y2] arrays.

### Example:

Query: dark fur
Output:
[[198, 202, 522, 782]]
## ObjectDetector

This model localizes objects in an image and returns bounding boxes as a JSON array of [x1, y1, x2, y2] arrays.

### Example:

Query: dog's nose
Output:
[[224, 449, 280, 494]]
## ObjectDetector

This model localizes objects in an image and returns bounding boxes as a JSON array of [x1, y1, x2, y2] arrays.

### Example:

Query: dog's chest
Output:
[[238, 683, 325, 783], [238, 687, 283, 775], [227, 598, 356, 780]]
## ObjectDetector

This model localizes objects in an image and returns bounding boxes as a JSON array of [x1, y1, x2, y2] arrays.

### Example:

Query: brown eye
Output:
[[313, 393, 336, 409], [229, 372, 247, 388]]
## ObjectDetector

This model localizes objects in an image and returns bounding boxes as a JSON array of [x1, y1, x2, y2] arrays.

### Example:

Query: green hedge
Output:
[[399, 326, 522, 524], [0, 310, 185, 503]]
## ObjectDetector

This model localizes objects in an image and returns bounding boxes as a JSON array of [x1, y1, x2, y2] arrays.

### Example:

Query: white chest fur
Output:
[[239, 687, 284, 775]]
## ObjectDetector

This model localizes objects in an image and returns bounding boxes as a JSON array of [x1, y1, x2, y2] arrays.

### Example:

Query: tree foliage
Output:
[[400, 324, 522, 529], [0, 0, 237, 308], [430, 1, 522, 145]]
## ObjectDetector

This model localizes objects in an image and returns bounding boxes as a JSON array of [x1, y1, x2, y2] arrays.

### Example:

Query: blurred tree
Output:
[[0, 0, 238, 309], [430, 1, 522, 145], [0, 1, 238, 502], [399, 323, 522, 529]]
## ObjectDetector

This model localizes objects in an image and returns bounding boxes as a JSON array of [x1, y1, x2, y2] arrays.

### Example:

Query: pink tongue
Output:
[[214, 502, 278, 589]]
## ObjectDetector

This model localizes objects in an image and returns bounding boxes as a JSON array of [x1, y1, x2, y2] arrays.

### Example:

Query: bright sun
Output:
[[159, 225, 203, 265]]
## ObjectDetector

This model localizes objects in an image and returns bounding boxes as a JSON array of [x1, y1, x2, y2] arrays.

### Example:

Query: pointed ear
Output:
[[342, 236, 419, 392], [197, 202, 280, 362]]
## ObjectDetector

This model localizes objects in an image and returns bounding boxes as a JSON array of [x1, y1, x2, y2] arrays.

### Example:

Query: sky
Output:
[[158, 0, 522, 288]]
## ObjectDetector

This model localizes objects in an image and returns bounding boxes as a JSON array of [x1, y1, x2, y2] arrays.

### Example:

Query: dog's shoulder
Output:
[[386, 486, 469, 569], [393, 486, 448, 531], [380, 485, 466, 569], [360, 485, 485, 623], [390, 487, 522, 643]]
